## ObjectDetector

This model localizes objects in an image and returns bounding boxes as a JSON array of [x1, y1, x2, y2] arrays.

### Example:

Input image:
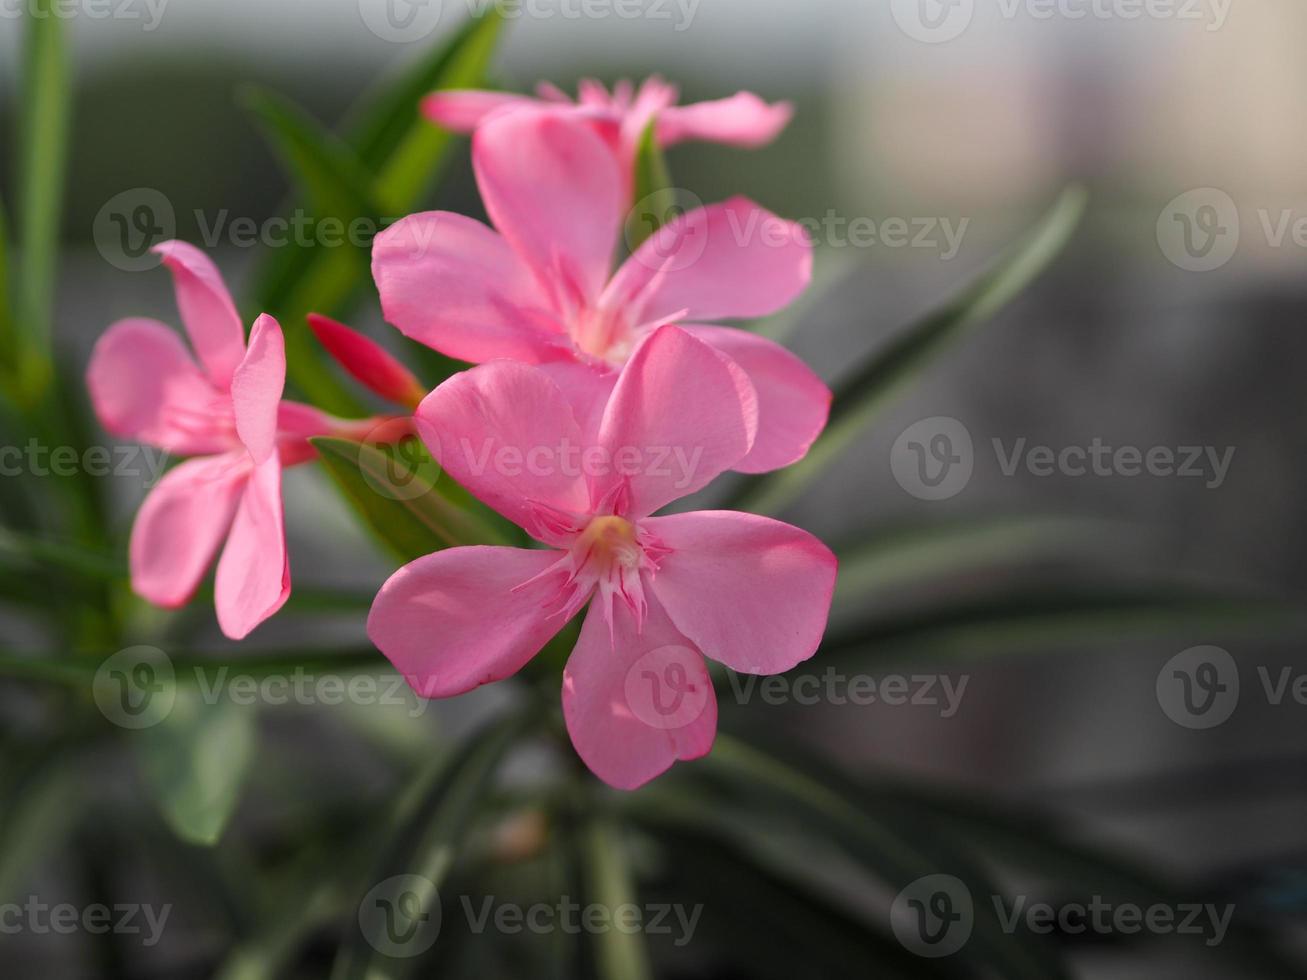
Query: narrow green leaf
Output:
[[332, 710, 536, 980], [701, 736, 1067, 979], [0, 527, 125, 580], [730, 186, 1088, 515], [581, 817, 653, 980], [241, 88, 380, 414], [16, 0, 72, 400], [831, 516, 1115, 623], [822, 586, 1307, 667], [311, 435, 507, 561], [623, 121, 674, 251], [0, 193, 14, 364], [136, 689, 257, 846]]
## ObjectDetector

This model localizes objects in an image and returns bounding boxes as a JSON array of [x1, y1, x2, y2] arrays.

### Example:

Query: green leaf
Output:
[[822, 585, 1307, 667], [331, 710, 536, 980], [15, 0, 72, 401], [580, 817, 653, 980], [0, 193, 13, 365], [0, 527, 125, 580], [135, 689, 257, 846], [729, 185, 1088, 515], [623, 121, 674, 251], [311, 435, 508, 561], [699, 736, 1067, 979], [241, 87, 381, 414], [830, 516, 1115, 623], [0, 742, 83, 902]]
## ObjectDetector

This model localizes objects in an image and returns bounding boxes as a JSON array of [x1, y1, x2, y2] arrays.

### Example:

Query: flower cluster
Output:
[[87, 78, 838, 789]]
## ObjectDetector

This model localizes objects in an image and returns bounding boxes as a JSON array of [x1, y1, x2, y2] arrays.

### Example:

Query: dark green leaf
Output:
[[823, 585, 1307, 667], [135, 689, 257, 846], [730, 185, 1088, 515], [331, 710, 537, 980], [0, 193, 13, 365], [0, 742, 83, 902], [312, 435, 508, 562]]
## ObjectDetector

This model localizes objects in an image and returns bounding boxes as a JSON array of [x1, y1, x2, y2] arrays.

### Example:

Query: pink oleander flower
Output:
[[373, 108, 830, 474], [87, 243, 358, 639], [423, 75, 792, 176], [367, 325, 837, 789]]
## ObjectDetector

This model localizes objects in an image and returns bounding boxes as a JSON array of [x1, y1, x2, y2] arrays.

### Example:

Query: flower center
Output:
[[569, 306, 633, 366], [577, 515, 642, 571]]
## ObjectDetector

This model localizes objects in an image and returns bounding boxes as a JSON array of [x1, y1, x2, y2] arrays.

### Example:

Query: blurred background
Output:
[[2, 0, 1306, 976]]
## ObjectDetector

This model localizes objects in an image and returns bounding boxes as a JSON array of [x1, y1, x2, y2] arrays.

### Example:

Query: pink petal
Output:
[[534, 359, 618, 445], [684, 325, 831, 473], [372, 211, 561, 364], [87, 317, 233, 455], [421, 89, 532, 132], [214, 455, 289, 639], [308, 313, 425, 407], [129, 451, 248, 609], [643, 510, 837, 675], [473, 109, 623, 304], [609, 197, 812, 326], [230, 314, 286, 465], [414, 361, 591, 541], [563, 589, 717, 790], [153, 241, 246, 389], [656, 92, 793, 148], [594, 326, 757, 519], [368, 546, 567, 698]]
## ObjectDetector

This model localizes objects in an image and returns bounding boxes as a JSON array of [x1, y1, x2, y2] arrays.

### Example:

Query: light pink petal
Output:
[[129, 451, 248, 609], [153, 241, 246, 389], [656, 92, 793, 148], [230, 314, 286, 465], [214, 455, 289, 640], [308, 313, 425, 407], [372, 211, 562, 365], [594, 326, 757, 519], [421, 89, 533, 132], [608, 197, 812, 326], [684, 325, 830, 473], [274, 400, 339, 467], [643, 510, 837, 675], [87, 317, 233, 455], [534, 360, 617, 445], [368, 546, 567, 698], [473, 109, 623, 304], [415, 361, 591, 541], [563, 589, 717, 790]]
